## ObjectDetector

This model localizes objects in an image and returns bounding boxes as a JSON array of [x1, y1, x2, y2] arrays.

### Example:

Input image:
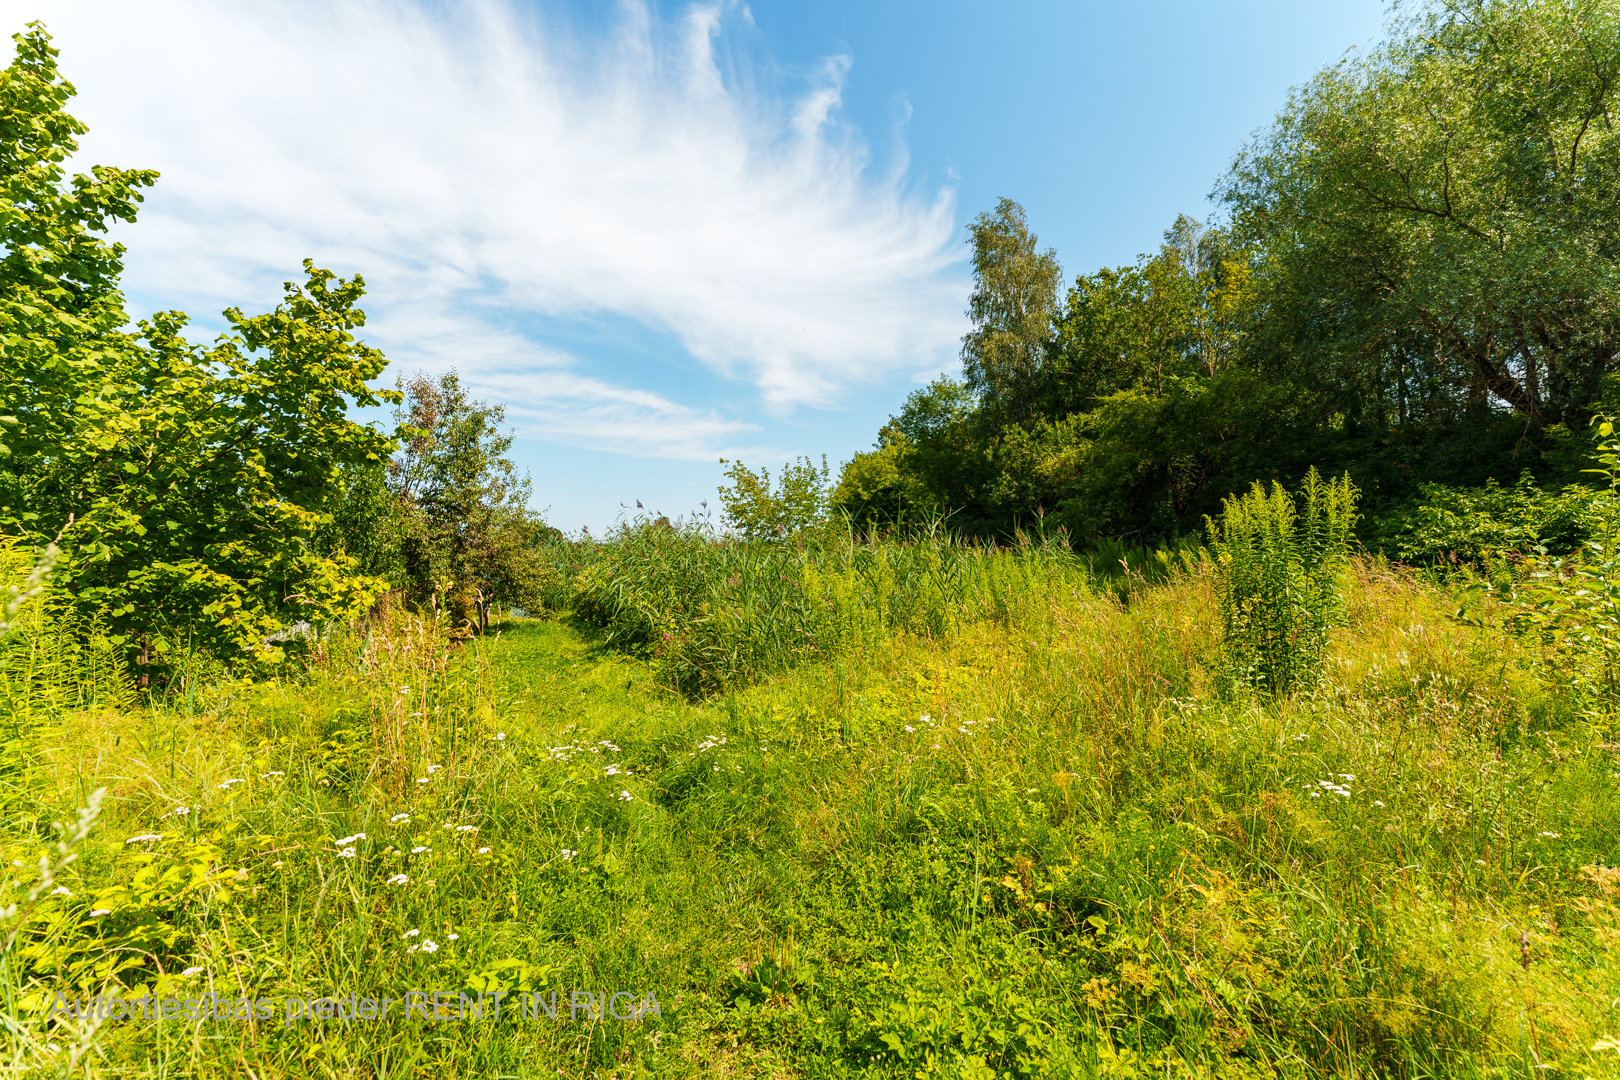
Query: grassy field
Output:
[[1, 541, 1618, 1078]]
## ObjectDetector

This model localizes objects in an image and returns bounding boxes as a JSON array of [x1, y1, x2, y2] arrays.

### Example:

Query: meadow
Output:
[[0, 524, 1616, 1079]]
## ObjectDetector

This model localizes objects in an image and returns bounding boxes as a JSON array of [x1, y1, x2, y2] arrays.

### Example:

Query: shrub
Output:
[[1374, 472, 1609, 580], [1519, 420, 1620, 721], [1206, 467, 1357, 697]]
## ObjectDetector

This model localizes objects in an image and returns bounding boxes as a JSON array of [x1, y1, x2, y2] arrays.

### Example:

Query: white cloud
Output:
[[4, 0, 966, 458]]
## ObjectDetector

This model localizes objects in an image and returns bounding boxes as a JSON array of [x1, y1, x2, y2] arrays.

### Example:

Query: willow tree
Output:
[[1223, 0, 1620, 430]]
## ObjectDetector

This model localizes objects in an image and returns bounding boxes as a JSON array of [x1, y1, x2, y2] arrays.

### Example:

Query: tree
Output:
[[387, 371, 548, 630], [716, 456, 830, 541], [0, 25, 399, 669], [1222, 0, 1620, 430], [961, 199, 1064, 429]]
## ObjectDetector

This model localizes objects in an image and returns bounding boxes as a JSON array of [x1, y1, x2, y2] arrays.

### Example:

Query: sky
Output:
[[2, 0, 1387, 534]]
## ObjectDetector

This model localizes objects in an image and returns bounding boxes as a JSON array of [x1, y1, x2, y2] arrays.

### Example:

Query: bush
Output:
[[1206, 468, 1357, 697], [1518, 420, 1620, 723], [1374, 473, 1609, 579]]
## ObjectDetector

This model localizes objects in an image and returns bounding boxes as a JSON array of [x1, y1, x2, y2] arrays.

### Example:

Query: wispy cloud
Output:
[[7, 0, 965, 458]]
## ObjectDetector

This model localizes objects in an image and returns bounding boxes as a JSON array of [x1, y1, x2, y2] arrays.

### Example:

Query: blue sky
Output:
[[5, 0, 1385, 533]]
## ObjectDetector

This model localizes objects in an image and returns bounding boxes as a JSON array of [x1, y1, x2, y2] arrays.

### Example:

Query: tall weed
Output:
[[1206, 468, 1357, 697]]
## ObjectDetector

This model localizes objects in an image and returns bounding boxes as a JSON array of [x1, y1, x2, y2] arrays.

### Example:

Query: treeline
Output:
[[0, 25, 550, 679], [833, 0, 1620, 546]]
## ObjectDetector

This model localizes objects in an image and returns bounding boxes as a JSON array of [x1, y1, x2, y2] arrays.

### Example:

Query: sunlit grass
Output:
[[1, 553, 1616, 1077]]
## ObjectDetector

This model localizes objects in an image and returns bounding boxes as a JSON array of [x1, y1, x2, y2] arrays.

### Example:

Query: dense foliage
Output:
[[0, 7, 1616, 1077], [0, 27, 553, 676], [0, 25, 397, 672], [834, 0, 1620, 551]]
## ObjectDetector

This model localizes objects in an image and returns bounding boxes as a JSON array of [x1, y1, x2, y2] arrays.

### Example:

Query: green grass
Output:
[[1, 552, 1618, 1078]]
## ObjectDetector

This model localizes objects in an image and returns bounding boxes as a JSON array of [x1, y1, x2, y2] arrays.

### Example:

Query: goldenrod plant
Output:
[[1206, 468, 1357, 697]]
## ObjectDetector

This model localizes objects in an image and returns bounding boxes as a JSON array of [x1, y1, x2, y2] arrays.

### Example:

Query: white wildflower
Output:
[[386, 873, 409, 885], [617, 791, 633, 801], [337, 847, 357, 859], [124, 834, 162, 844], [181, 966, 205, 977], [218, 778, 245, 789], [89, 909, 110, 917], [447, 933, 459, 941], [403, 929, 420, 938], [559, 849, 576, 861], [390, 813, 410, 823], [478, 846, 491, 854], [411, 846, 430, 854], [420, 939, 438, 953], [904, 726, 915, 733], [456, 825, 478, 834], [335, 833, 366, 846], [262, 771, 285, 778], [1539, 831, 1560, 838], [49, 886, 70, 897]]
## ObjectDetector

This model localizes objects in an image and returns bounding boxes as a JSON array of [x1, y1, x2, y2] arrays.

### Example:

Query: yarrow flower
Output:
[[336, 848, 357, 859], [335, 833, 366, 846], [386, 873, 409, 885], [403, 929, 420, 938], [181, 966, 205, 977], [446, 933, 459, 941], [456, 825, 478, 834], [89, 909, 110, 917], [617, 791, 633, 801], [559, 849, 576, 861], [478, 846, 491, 854], [492, 733, 506, 742], [419, 939, 439, 953], [218, 779, 246, 790], [411, 846, 430, 854], [49, 886, 70, 897], [262, 771, 285, 778], [390, 813, 411, 823], [124, 834, 162, 844]]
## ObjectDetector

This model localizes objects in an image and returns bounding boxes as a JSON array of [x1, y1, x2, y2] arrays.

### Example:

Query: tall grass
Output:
[[0, 540, 130, 731], [549, 517, 1086, 695], [0, 528, 1614, 1077]]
